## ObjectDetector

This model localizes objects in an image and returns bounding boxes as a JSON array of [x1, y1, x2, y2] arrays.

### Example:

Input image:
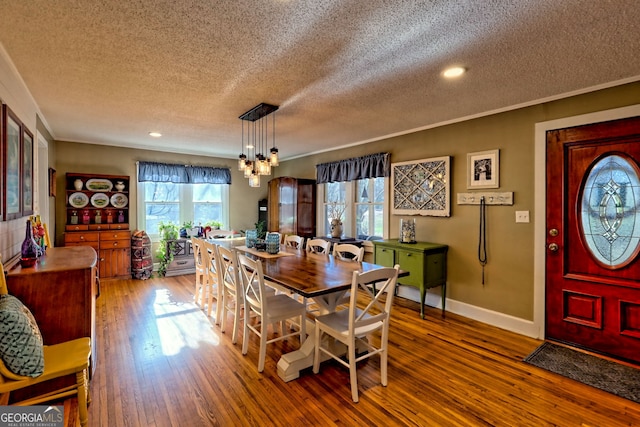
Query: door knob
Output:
[[549, 228, 559, 237], [548, 243, 559, 251]]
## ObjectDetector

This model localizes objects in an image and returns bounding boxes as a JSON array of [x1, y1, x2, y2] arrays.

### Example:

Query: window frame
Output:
[[317, 177, 389, 239], [137, 179, 229, 240]]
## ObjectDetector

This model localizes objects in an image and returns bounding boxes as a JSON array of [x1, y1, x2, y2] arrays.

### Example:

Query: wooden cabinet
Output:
[[64, 172, 131, 279], [373, 239, 448, 319], [6, 246, 97, 400], [268, 177, 316, 238]]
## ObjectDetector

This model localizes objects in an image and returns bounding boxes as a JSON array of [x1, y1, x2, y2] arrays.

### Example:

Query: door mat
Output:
[[524, 342, 640, 404]]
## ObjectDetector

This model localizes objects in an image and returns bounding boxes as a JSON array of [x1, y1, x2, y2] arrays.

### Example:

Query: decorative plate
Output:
[[85, 178, 113, 192], [69, 192, 89, 208], [90, 192, 110, 208], [110, 193, 128, 208]]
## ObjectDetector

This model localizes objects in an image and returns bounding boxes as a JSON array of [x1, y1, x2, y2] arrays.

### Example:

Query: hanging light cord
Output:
[[478, 196, 487, 285]]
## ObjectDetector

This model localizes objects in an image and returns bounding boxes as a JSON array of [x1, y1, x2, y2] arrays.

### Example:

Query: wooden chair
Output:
[[284, 235, 305, 249], [216, 245, 242, 343], [305, 238, 330, 254], [202, 240, 222, 323], [217, 246, 276, 344], [237, 253, 307, 372], [0, 338, 92, 426], [313, 265, 399, 402], [333, 243, 364, 262], [190, 237, 208, 310]]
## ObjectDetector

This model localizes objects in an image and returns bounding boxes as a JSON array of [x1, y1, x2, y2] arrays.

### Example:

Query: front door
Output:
[[546, 116, 640, 363]]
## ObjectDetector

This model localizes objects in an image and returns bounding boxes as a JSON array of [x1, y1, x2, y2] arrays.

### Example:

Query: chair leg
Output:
[[242, 308, 250, 356], [258, 321, 267, 372], [348, 342, 359, 402], [215, 283, 223, 325], [312, 324, 321, 374], [232, 297, 241, 344], [380, 348, 388, 386], [76, 369, 89, 427], [220, 290, 228, 332]]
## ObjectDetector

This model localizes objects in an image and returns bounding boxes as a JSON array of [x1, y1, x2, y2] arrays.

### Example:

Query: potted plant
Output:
[[157, 221, 179, 276], [205, 220, 223, 230], [255, 219, 267, 240]]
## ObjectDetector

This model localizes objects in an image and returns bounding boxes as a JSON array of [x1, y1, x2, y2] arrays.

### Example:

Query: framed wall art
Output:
[[467, 149, 499, 189], [3, 105, 21, 220], [391, 156, 451, 217], [2, 104, 34, 220], [49, 167, 57, 197], [22, 127, 34, 216]]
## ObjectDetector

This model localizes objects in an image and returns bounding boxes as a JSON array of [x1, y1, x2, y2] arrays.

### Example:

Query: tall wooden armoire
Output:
[[268, 177, 316, 238]]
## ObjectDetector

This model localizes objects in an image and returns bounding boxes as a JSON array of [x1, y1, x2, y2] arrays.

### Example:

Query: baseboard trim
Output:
[[395, 285, 541, 339]]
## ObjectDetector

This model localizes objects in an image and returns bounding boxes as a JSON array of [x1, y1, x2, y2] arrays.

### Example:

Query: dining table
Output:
[[222, 241, 405, 381]]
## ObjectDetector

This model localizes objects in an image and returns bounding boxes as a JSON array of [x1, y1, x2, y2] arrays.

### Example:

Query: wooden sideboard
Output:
[[373, 239, 448, 319], [6, 246, 97, 400], [165, 239, 195, 276]]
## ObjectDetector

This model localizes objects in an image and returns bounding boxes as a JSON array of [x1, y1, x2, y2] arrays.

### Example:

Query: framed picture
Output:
[[467, 149, 500, 189], [49, 167, 57, 197], [391, 156, 451, 217], [22, 127, 34, 216], [3, 106, 21, 220]]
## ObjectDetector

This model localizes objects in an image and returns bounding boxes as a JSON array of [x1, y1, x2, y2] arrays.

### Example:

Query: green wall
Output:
[[54, 82, 640, 322]]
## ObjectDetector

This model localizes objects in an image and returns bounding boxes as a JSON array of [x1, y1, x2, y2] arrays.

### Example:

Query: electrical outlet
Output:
[[515, 210, 530, 223]]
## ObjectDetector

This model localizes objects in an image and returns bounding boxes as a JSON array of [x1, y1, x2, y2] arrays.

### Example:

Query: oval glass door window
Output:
[[580, 154, 640, 268]]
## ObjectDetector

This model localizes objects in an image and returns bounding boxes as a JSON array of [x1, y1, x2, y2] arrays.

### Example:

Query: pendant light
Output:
[[239, 103, 279, 187]]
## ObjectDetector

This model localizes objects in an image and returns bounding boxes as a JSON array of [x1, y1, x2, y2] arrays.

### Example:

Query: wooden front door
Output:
[[546, 116, 640, 363]]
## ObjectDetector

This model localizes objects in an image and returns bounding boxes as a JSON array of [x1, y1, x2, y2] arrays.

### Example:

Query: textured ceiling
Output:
[[0, 0, 639, 161]]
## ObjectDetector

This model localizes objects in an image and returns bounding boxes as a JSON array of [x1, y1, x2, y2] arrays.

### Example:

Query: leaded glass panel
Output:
[[580, 154, 640, 268]]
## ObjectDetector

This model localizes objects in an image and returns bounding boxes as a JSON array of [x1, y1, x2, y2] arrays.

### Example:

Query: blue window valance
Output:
[[316, 152, 390, 184], [138, 161, 231, 184]]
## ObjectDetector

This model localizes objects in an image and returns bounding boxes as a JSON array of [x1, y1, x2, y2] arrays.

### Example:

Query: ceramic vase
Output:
[[330, 219, 343, 238], [115, 181, 125, 192], [266, 232, 280, 254], [74, 179, 83, 191]]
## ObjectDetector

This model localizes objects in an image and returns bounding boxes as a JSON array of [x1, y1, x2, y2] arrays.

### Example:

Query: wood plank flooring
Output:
[[69, 275, 640, 426]]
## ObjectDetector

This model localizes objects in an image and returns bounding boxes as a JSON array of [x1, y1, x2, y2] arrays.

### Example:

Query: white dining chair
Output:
[[313, 264, 399, 402], [217, 245, 276, 344], [202, 239, 222, 322], [190, 237, 208, 310], [332, 243, 364, 262], [284, 235, 305, 249], [237, 253, 307, 372], [305, 238, 330, 254]]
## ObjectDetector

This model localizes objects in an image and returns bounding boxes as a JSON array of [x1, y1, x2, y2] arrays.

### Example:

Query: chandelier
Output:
[[238, 103, 279, 187]]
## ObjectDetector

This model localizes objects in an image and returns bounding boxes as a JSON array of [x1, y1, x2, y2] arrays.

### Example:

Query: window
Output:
[[138, 181, 229, 238], [355, 178, 385, 237], [320, 177, 388, 238]]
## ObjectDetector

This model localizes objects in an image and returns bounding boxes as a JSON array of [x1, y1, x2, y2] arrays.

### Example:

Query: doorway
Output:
[[534, 105, 640, 359]]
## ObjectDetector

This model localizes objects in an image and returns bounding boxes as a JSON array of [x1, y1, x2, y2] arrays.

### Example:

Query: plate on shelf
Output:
[[85, 178, 113, 192], [90, 192, 110, 208], [110, 193, 128, 208], [69, 192, 89, 208]]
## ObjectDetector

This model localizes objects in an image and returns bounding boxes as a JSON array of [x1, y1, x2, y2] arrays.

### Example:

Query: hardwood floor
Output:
[[71, 275, 640, 426]]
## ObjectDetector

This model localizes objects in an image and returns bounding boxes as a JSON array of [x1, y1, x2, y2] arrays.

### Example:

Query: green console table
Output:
[[373, 239, 448, 319]]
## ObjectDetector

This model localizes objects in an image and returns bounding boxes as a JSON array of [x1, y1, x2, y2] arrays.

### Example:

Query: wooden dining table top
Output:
[[228, 243, 404, 299]]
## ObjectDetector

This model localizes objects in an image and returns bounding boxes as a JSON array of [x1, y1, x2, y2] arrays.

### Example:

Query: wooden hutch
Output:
[[63, 172, 131, 279]]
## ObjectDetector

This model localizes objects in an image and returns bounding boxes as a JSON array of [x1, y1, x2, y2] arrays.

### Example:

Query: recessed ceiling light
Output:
[[442, 66, 466, 78], [149, 132, 162, 138]]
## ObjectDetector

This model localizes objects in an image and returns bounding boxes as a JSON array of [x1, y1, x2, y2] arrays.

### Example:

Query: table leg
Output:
[[277, 291, 348, 382]]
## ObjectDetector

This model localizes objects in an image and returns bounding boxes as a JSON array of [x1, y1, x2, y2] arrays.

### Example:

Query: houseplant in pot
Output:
[[157, 221, 179, 276]]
